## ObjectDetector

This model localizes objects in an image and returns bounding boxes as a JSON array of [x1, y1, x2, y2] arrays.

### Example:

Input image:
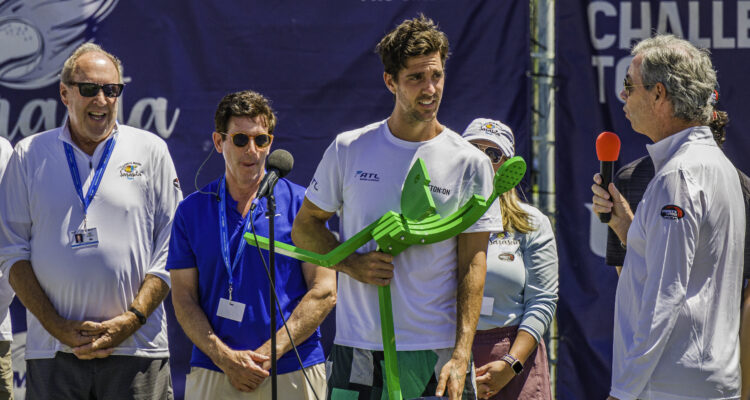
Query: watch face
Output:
[[511, 360, 523, 374]]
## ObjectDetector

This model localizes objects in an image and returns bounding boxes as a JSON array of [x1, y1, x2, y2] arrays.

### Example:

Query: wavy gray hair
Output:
[[632, 35, 716, 125], [60, 42, 123, 85]]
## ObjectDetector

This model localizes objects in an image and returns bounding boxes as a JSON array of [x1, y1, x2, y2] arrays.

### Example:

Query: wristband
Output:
[[128, 306, 147, 325]]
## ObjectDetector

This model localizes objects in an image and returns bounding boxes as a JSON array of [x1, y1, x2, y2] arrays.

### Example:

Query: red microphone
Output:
[[596, 131, 621, 223]]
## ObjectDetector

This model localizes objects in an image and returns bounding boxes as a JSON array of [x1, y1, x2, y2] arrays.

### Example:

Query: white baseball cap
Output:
[[461, 118, 515, 158]]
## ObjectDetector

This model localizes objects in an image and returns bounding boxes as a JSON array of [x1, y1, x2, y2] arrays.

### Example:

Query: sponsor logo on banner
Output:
[[660, 204, 684, 220], [0, 0, 180, 141], [355, 170, 380, 182]]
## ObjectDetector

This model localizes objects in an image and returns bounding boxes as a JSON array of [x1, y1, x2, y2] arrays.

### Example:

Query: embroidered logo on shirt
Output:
[[119, 162, 143, 180], [660, 205, 684, 220], [311, 178, 320, 191], [355, 171, 380, 182], [172, 177, 181, 190], [498, 253, 515, 262]]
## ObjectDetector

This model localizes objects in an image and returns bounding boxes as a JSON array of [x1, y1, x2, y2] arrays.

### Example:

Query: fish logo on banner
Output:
[[0, 0, 120, 90]]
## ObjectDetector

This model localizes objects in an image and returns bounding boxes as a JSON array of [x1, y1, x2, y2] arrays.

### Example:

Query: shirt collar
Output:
[[646, 125, 713, 172], [58, 117, 120, 157]]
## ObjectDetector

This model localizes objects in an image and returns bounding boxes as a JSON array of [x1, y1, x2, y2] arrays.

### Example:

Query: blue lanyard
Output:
[[218, 177, 256, 301], [63, 136, 117, 227]]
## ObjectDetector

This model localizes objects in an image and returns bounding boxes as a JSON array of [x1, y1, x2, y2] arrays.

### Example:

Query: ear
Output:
[[383, 72, 396, 94], [653, 82, 666, 102], [212, 132, 224, 154], [60, 82, 70, 107]]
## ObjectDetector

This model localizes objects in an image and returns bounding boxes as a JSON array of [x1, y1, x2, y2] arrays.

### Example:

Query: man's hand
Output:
[[48, 319, 105, 349], [435, 356, 469, 400], [475, 360, 515, 399], [72, 312, 139, 359], [591, 173, 634, 244], [337, 251, 394, 286], [216, 349, 270, 392]]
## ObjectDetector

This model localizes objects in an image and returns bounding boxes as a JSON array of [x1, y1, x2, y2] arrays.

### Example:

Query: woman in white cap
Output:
[[462, 118, 558, 400]]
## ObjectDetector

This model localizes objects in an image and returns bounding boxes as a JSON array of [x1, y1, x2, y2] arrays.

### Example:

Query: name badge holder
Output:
[[63, 136, 116, 249], [216, 177, 256, 322]]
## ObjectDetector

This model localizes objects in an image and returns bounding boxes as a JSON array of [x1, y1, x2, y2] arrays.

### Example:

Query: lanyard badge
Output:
[[63, 136, 116, 248]]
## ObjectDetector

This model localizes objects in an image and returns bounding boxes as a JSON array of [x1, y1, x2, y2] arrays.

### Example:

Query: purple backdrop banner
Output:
[[556, 1, 750, 399], [1, 1, 528, 398]]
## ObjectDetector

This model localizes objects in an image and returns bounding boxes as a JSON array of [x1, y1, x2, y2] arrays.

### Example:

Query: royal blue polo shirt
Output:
[[166, 177, 325, 374]]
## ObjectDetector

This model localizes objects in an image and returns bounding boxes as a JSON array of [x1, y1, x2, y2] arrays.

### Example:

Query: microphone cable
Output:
[[248, 204, 322, 400], [192, 145, 220, 200]]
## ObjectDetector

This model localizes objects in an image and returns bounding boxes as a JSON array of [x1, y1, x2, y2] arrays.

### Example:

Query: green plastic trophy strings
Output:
[[245, 156, 526, 399]]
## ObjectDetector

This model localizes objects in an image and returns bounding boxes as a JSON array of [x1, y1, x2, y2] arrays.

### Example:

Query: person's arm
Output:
[[436, 231, 489, 400], [8, 260, 102, 349], [170, 267, 269, 392], [475, 330, 538, 399], [72, 274, 170, 359], [292, 198, 394, 286], [591, 174, 634, 244], [255, 261, 336, 365], [477, 211, 559, 398]]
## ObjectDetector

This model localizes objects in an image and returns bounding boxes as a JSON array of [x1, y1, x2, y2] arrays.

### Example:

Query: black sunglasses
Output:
[[68, 82, 125, 98], [472, 143, 506, 164], [220, 132, 274, 148], [622, 78, 652, 96]]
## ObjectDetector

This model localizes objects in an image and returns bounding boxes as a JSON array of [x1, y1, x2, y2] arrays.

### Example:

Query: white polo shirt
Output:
[[0, 123, 182, 359]]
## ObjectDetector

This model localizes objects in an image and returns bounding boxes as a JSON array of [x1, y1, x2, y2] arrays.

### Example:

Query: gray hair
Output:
[[632, 34, 716, 124], [60, 43, 123, 84]]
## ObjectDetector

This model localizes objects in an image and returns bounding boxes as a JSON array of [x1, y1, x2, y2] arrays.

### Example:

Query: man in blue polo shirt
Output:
[[167, 90, 336, 399]]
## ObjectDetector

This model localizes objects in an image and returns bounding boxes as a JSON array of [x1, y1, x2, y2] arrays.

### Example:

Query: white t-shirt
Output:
[[306, 120, 502, 351], [0, 123, 182, 359], [0, 137, 14, 341], [611, 127, 744, 400]]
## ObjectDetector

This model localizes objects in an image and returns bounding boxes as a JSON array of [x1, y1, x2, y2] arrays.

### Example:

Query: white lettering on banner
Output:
[[587, 0, 750, 104], [0, 95, 180, 141]]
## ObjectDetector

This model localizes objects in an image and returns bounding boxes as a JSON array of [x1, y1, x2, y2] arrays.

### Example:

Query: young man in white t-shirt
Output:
[[291, 15, 501, 400]]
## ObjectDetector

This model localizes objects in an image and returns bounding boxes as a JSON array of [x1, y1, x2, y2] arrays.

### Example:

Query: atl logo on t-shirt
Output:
[[355, 171, 380, 182]]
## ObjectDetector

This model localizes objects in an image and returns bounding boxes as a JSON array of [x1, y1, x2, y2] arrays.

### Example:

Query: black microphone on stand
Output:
[[251, 149, 294, 209], [254, 149, 293, 400]]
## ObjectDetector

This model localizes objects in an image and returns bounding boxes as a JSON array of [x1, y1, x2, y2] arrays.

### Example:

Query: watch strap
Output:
[[128, 306, 147, 325], [501, 354, 523, 375]]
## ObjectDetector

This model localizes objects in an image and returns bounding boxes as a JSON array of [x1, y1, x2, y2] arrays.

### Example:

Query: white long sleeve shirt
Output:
[[610, 126, 744, 400], [0, 123, 182, 359]]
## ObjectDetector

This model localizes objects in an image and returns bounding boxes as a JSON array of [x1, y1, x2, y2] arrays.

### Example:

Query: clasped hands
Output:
[[51, 311, 140, 360]]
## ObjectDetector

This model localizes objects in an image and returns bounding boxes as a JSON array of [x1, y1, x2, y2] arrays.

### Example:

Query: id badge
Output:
[[217, 298, 246, 322], [69, 228, 99, 249], [480, 296, 495, 316]]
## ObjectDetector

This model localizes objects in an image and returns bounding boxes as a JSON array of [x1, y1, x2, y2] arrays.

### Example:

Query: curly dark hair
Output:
[[375, 14, 450, 80], [214, 91, 277, 137]]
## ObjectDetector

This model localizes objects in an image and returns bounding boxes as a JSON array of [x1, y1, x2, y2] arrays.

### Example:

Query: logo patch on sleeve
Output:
[[660, 205, 684, 220]]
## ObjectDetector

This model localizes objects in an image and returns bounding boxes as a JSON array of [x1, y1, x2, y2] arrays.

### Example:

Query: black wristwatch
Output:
[[128, 307, 147, 325], [501, 354, 524, 375]]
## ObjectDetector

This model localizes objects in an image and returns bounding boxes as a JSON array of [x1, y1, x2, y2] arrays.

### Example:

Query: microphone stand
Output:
[[266, 190, 278, 400]]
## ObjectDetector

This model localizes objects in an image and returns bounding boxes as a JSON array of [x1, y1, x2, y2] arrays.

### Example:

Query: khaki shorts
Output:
[[185, 363, 326, 400]]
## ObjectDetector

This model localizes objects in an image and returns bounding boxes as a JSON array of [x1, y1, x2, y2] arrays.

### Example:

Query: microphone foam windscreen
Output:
[[596, 131, 621, 161], [267, 149, 294, 177]]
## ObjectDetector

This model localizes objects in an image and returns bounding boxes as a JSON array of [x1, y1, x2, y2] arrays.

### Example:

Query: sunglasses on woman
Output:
[[472, 143, 506, 164], [67, 82, 125, 98], [219, 132, 274, 148]]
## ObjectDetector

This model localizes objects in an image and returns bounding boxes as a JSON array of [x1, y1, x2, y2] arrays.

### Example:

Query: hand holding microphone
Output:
[[595, 132, 621, 223]]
